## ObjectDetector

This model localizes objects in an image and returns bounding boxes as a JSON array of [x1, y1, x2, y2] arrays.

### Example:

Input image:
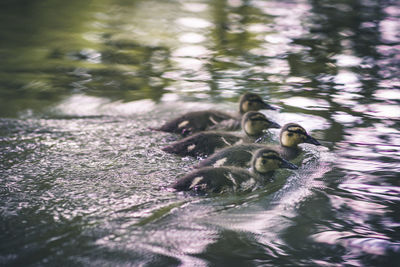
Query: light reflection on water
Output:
[[1, 0, 400, 266]]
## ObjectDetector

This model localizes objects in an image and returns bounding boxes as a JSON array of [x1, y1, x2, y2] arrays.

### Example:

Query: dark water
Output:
[[1, 0, 400, 266]]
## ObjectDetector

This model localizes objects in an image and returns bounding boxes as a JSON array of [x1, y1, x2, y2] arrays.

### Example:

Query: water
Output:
[[1, 0, 399, 266]]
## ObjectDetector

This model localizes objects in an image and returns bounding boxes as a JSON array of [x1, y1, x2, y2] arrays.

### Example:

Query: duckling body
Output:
[[172, 148, 298, 193], [162, 131, 243, 157], [196, 143, 265, 168], [197, 123, 321, 168], [172, 166, 259, 193], [155, 93, 275, 136], [162, 111, 280, 158], [157, 110, 235, 136]]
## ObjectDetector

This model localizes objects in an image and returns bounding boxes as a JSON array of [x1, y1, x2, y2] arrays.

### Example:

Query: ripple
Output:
[[339, 183, 400, 202], [334, 70, 362, 91], [353, 103, 400, 119], [312, 231, 400, 256], [53, 94, 156, 116], [374, 89, 400, 101], [332, 111, 363, 125], [1, 0, 399, 265], [282, 97, 330, 110], [333, 54, 363, 67]]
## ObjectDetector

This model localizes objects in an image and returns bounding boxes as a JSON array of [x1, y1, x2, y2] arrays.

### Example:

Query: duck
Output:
[[154, 92, 275, 136], [196, 123, 321, 168], [161, 111, 280, 158], [172, 148, 298, 193]]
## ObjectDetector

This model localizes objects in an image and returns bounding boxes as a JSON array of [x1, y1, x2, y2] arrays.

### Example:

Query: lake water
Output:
[[1, 0, 399, 266]]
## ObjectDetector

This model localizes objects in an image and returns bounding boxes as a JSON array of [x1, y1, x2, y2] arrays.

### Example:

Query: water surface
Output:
[[1, 0, 399, 266]]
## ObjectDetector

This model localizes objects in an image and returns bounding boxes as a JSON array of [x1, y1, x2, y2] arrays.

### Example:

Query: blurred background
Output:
[[0, 0, 399, 266]]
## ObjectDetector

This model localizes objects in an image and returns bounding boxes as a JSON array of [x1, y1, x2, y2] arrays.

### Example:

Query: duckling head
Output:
[[241, 111, 280, 138], [252, 148, 298, 174], [239, 93, 276, 114], [280, 123, 321, 148]]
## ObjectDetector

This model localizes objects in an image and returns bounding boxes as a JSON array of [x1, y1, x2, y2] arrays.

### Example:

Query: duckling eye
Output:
[[261, 159, 267, 164], [288, 132, 293, 137]]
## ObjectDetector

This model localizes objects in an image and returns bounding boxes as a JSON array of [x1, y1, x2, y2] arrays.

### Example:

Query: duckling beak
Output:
[[304, 134, 321, 146], [263, 102, 276, 110], [280, 159, 298, 170], [269, 121, 281, 129]]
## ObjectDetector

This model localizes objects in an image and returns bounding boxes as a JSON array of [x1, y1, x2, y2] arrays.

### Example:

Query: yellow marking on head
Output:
[[243, 119, 270, 136], [241, 101, 249, 113], [287, 126, 306, 134], [241, 100, 266, 113], [240, 94, 263, 112], [281, 130, 305, 147], [254, 156, 280, 173]]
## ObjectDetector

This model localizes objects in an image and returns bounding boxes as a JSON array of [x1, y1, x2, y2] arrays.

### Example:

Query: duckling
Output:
[[196, 123, 321, 168], [172, 148, 298, 193], [154, 93, 275, 136], [161, 111, 280, 158], [276, 123, 321, 160]]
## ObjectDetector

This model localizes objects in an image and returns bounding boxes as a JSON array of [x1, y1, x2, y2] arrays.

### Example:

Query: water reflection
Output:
[[179, 32, 206, 43], [1, 0, 400, 266], [53, 94, 156, 116], [176, 17, 212, 29]]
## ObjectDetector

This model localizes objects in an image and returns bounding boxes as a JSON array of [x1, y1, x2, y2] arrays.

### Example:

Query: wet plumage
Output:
[[172, 148, 298, 193], [154, 93, 275, 136], [162, 111, 280, 157], [197, 123, 321, 168]]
